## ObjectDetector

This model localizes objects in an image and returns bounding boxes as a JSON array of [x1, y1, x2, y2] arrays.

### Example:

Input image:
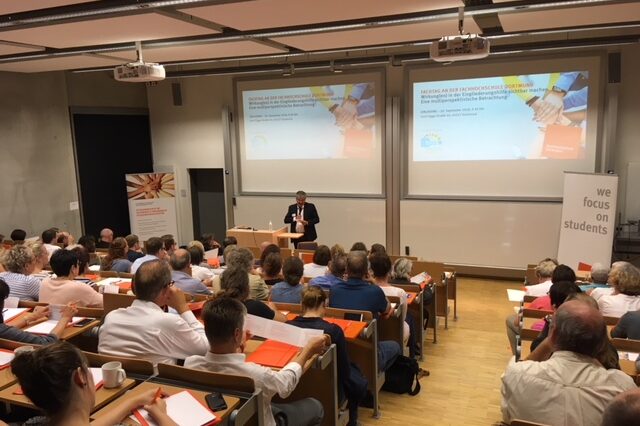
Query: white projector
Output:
[[114, 62, 165, 83], [430, 34, 490, 62]]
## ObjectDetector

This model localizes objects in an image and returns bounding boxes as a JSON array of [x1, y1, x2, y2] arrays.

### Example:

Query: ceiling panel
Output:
[[184, 0, 463, 30], [140, 40, 286, 63], [0, 0, 95, 15], [500, 3, 640, 32], [0, 54, 126, 73], [273, 19, 479, 51], [0, 12, 217, 49], [0, 42, 43, 56]]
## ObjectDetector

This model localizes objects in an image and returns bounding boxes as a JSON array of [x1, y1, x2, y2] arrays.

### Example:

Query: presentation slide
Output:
[[243, 82, 376, 160], [413, 71, 589, 162], [236, 71, 384, 195]]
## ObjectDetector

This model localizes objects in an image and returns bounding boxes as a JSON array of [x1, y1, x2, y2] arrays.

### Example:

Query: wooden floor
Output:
[[359, 277, 521, 426]]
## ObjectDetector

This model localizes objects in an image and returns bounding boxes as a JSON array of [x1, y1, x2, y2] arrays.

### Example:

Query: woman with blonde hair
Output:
[[0, 245, 41, 300]]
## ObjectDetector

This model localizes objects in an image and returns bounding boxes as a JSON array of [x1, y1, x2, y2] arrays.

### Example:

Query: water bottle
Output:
[[268, 221, 273, 231]]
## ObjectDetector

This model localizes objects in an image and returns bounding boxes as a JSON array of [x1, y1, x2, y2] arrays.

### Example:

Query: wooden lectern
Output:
[[227, 226, 303, 248]]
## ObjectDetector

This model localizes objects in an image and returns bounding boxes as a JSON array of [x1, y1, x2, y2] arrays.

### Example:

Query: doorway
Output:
[[189, 168, 227, 243]]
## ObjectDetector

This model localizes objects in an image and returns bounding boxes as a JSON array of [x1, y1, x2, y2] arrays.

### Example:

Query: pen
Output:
[[153, 386, 162, 403]]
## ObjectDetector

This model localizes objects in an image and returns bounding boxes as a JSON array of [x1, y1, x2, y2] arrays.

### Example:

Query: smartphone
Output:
[[344, 312, 364, 322], [73, 318, 94, 327], [205, 392, 228, 411]]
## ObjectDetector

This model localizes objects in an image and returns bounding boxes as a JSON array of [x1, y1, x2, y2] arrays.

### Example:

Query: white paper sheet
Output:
[[204, 248, 219, 260], [244, 314, 322, 347], [0, 350, 15, 367], [618, 351, 640, 362], [132, 390, 216, 426], [507, 289, 526, 302], [410, 272, 427, 284], [97, 278, 127, 286], [2, 308, 28, 322], [4, 297, 19, 309], [24, 317, 86, 334], [90, 367, 103, 388]]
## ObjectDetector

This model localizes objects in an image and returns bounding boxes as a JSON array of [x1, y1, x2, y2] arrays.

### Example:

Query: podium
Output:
[[227, 226, 303, 248]]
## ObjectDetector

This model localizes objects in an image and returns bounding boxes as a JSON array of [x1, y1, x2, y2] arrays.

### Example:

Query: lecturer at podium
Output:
[[284, 190, 320, 248]]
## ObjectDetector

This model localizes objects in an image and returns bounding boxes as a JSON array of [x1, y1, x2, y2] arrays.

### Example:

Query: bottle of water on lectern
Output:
[[268, 221, 273, 231]]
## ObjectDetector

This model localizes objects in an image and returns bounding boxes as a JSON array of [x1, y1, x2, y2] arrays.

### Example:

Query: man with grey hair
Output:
[[601, 387, 640, 426], [284, 190, 320, 248], [501, 300, 636, 426], [96, 228, 114, 249], [170, 248, 211, 295], [210, 247, 269, 300], [579, 262, 610, 293], [524, 258, 558, 297], [309, 253, 347, 289]]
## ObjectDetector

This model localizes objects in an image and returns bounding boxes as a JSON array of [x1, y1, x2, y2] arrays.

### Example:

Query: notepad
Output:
[[132, 390, 217, 426], [0, 349, 15, 370], [246, 340, 299, 368], [24, 317, 87, 334], [90, 367, 104, 389], [411, 272, 430, 284], [2, 308, 28, 322]]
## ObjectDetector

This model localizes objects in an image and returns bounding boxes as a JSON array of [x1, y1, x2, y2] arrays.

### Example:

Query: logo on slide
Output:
[[251, 135, 268, 147], [420, 132, 442, 149]]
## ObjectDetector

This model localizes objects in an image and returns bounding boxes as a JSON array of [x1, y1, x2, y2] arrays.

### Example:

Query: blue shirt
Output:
[[309, 274, 344, 290], [579, 283, 609, 293], [171, 270, 211, 296], [329, 277, 388, 318], [270, 281, 303, 303]]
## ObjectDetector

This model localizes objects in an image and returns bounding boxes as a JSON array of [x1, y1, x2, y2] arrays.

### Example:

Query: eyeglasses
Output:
[[164, 280, 175, 289]]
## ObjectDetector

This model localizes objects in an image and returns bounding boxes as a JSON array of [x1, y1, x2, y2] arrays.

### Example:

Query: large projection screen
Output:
[[407, 55, 602, 199], [235, 71, 384, 195]]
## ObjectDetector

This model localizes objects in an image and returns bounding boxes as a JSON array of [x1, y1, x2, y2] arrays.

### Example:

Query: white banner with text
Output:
[[557, 172, 618, 270], [126, 173, 178, 242]]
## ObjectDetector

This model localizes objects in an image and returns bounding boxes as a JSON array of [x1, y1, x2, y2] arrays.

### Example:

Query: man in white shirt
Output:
[[41, 228, 60, 258], [130, 237, 167, 274], [98, 259, 208, 367], [501, 300, 636, 426], [185, 297, 327, 426]]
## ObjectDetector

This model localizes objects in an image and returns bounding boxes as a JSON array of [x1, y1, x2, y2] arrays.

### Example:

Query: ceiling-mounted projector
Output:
[[430, 34, 490, 62], [113, 41, 165, 83]]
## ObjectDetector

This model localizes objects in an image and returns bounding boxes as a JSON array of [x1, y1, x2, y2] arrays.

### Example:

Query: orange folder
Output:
[[323, 317, 367, 340], [541, 124, 583, 159], [577, 262, 592, 272], [207, 258, 220, 268], [406, 292, 417, 305], [246, 340, 299, 368], [189, 301, 206, 316], [118, 281, 132, 292]]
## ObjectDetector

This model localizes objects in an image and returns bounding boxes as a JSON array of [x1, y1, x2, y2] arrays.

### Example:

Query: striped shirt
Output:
[[0, 272, 41, 301]]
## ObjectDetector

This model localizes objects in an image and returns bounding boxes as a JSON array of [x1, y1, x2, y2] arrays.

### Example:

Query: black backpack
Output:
[[381, 355, 421, 395]]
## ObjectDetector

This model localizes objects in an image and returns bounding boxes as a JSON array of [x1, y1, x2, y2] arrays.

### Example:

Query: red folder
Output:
[[323, 317, 367, 340], [246, 340, 299, 368], [577, 262, 592, 272]]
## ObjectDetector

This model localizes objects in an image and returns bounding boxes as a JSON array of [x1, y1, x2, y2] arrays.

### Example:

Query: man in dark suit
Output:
[[284, 191, 320, 248]]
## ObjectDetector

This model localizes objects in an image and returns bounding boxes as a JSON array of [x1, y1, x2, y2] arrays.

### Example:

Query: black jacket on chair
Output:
[[284, 202, 319, 242]]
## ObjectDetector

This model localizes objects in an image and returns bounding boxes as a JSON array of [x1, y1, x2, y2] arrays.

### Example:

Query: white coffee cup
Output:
[[102, 361, 126, 389]]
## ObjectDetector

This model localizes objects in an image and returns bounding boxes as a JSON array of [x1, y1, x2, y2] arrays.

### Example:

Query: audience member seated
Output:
[[170, 249, 211, 296], [218, 266, 285, 322], [529, 280, 581, 352], [303, 245, 330, 278], [611, 308, 640, 340], [28, 242, 52, 279], [258, 244, 281, 270], [40, 250, 103, 307], [99, 260, 208, 367], [0, 278, 77, 344], [41, 228, 60, 258], [70, 245, 97, 287], [597, 262, 640, 317], [287, 286, 368, 426], [261, 252, 283, 286], [130, 237, 167, 274], [212, 248, 269, 301], [199, 233, 221, 251], [187, 245, 214, 282], [185, 297, 326, 426], [56, 231, 74, 248], [271, 256, 305, 303], [526, 264, 577, 313], [601, 387, 640, 426], [580, 262, 611, 293], [309, 253, 346, 290], [591, 261, 626, 301], [100, 237, 132, 273], [95, 228, 114, 249], [10, 229, 26, 243], [77, 235, 99, 266], [524, 257, 558, 297], [219, 236, 237, 265], [12, 342, 176, 426], [350, 242, 367, 253], [329, 251, 401, 372], [369, 252, 410, 345], [161, 234, 178, 257], [369, 243, 386, 256], [389, 257, 434, 330], [0, 245, 41, 301], [501, 300, 636, 426], [125, 233, 145, 263]]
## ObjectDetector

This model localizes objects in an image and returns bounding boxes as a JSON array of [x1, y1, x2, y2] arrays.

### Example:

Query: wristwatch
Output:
[[551, 85, 567, 94]]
